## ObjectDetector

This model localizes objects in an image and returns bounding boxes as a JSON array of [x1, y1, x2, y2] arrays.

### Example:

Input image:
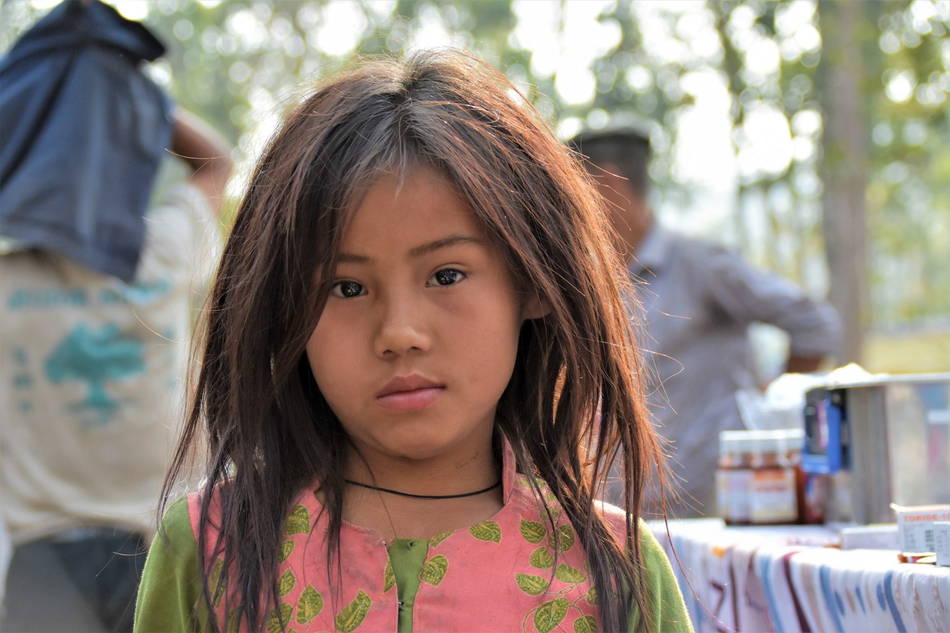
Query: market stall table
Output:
[[649, 519, 950, 633]]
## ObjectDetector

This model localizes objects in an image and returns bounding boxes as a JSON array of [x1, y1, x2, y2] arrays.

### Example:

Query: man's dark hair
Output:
[[569, 128, 651, 196]]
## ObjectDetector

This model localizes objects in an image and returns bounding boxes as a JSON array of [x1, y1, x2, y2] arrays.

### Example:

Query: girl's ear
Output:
[[522, 293, 551, 321]]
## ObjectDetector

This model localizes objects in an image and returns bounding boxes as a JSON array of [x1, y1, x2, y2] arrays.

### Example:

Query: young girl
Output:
[[134, 50, 691, 633]]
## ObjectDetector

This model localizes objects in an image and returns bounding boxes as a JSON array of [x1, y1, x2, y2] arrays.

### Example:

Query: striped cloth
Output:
[[649, 520, 949, 633]]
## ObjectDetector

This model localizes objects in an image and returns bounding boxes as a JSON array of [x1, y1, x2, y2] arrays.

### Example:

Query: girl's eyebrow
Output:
[[337, 234, 484, 264]]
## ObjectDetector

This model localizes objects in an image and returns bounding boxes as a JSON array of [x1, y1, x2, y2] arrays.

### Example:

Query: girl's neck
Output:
[[340, 440, 503, 540]]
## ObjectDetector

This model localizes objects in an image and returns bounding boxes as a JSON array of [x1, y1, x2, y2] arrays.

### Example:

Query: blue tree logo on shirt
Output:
[[45, 323, 145, 426]]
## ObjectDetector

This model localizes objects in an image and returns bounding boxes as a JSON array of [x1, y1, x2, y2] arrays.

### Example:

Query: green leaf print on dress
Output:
[[529, 547, 554, 569], [335, 590, 371, 633], [534, 598, 569, 633], [278, 570, 296, 597], [520, 520, 546, 544], [225, 607, 243, 633], [419, 554, 448, 585], [573, 615, 597, 633], [515, 573, 549, 595], [209, 558, 225, 606], [285, 505, 310, 535], [428, 530, 452, 547], [469, 520, 501, 542], [554, 563, 585, 583], [296, 585, 324, 624], [265, 603, 293, 633], [547, 524, 575, 552], [585, 586, 597, 605], [279, 539, 295, 563], [383, 561, 395, 592]]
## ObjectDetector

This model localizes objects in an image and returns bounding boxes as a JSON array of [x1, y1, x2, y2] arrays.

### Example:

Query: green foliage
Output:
[[2, 0, 947, 336]]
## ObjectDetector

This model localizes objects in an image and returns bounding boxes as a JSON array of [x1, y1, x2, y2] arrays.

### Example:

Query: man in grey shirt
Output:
[[571, 128, 841, 517]]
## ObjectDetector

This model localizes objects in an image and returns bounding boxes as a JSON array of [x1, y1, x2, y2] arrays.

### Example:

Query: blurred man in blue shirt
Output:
[[571, 128, 841, 517]]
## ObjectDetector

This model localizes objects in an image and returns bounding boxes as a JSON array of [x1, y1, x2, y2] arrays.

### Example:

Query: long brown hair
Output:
[[161, 49, 667, 633]]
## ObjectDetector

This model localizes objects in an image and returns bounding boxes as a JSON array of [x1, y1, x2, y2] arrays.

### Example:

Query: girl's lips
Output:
[[376, 386, 444, 411]]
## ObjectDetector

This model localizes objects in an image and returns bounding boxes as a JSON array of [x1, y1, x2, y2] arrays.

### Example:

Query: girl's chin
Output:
[[378, 440, 455, 463], [366, 431, 469, 464]]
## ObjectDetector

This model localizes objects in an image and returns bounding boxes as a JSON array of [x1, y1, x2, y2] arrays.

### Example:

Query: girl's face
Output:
[[306, 166, 531, 467]]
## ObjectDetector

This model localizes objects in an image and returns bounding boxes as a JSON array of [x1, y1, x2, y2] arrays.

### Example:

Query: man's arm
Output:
[[169, 109, 233, 216], [697, 243, 842, 368]]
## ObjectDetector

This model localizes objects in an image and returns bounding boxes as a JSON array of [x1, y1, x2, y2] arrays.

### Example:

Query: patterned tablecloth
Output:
[[649, 519, 950, 633]]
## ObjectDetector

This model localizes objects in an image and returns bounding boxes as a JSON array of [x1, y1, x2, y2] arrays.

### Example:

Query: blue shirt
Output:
[[0, 0, 171, 282], [626, 224, 841, 517]]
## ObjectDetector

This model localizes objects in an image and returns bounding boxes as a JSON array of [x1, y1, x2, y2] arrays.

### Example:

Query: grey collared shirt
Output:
[[628, 224, 841, 517]]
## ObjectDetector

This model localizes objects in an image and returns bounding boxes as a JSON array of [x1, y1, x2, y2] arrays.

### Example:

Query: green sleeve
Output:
[[134, 498, 209, 633], [629, 522, 694, 633]]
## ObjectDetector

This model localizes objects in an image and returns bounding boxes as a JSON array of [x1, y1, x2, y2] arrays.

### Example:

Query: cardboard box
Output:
[[890, 503, 950, 553], [935, 521, 950, 567], [840, 524, 899, 550]]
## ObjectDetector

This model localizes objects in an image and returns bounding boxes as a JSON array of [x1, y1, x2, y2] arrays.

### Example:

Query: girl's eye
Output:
[[429, 269, 466, 287], [331, 280, 365, 298]]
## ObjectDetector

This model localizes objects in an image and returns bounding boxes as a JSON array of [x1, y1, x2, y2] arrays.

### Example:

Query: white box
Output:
[[840, 524, 899, 550], [935, 522, 950, 567], [890, 503, 950, 553]]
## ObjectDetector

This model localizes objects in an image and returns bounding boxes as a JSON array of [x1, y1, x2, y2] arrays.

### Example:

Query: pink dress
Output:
[[140, 442, 691, 632]]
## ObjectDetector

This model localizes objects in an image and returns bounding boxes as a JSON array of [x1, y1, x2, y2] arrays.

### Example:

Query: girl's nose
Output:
[[374, 298, 432, 358]]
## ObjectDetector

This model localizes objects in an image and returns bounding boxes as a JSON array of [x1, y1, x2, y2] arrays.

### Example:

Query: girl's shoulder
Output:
[[148, 495, 200, 560], [166, 487, 220, 542], [594, 498, 630, 534], [593, 499, 663, 554], [174, 481, 260, 540], [174, 482, 324, 545], [135, 497, 206, 633], [593, 501, 694, 633], [509, 475, 663, 558]]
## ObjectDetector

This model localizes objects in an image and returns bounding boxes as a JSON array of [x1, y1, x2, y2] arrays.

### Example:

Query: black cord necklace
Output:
[[344, 479, 501, 499]]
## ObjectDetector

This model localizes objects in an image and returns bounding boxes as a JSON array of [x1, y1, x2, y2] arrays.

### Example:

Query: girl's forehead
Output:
[[339, 166, 488, 251]]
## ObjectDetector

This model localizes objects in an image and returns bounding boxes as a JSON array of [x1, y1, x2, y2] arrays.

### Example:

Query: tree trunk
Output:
[[817, 0, 874, 362]]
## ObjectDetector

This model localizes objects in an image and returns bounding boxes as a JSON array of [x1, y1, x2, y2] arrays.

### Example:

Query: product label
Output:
[[717, 469, 751, 523], [749, 468, 797, 523], [934, 522, 950, 566], [894, 506, 950, 552]]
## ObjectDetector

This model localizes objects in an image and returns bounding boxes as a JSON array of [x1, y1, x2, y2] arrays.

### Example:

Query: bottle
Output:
[[781, 428, 814, 524], [748, 430, 799, 525], [717, 431, 753, 525]]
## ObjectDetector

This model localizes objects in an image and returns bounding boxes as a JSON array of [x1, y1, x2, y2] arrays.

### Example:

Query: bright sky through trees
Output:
[[6, 0, 950, 354]]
